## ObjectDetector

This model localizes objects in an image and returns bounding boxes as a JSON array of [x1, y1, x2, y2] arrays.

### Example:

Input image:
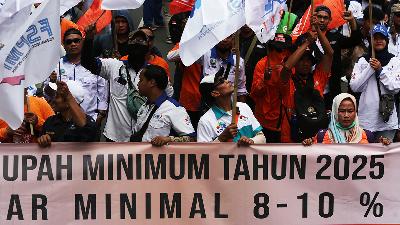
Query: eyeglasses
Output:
[[64, 38, 81, 45]]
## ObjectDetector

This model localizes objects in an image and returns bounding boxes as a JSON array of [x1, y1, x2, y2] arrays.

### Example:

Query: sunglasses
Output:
[[64, 38, 81, 45], [395, 12, 400, 17], [128, 37, 148, 45]]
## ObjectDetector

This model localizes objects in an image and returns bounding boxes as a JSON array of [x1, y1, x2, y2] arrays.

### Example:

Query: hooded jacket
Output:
[[93, 10, 135, 57]]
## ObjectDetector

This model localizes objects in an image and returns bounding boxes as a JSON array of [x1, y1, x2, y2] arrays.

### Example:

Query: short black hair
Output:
[[63, 28, 82, 41], [315, 5, 332, 17], [363, 6, 384, 21], [142, 64, 168, 90]]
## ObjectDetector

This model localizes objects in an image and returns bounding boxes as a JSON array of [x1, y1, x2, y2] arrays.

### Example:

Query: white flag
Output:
[[101, 0, 144, 10], [0, 0, 61, 129], [179, 0, 245, 66], [0, 0, 43, 24], [60, 0, 82, 15], [200, 0, 228, 25], [245, 0, 286, 43]]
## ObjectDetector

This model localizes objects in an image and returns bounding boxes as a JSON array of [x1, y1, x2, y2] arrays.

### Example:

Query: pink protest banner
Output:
[[0, 143, 399, 224]]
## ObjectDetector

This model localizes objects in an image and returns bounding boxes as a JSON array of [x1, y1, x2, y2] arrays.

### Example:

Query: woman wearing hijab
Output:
[[302, 93, 391, 145], [350, 24, 400, 142]]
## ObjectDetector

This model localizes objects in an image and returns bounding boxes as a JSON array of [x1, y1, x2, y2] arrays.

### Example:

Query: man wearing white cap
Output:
[[37, 81, 97, 147], [197, 68, 266, 145]]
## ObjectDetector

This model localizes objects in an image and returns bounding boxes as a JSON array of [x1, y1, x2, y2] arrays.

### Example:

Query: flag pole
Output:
[[311, 0, 315, 14], [25, 94, 34, 135], [231, 30, 241, 124], [286, 0, 294, 34], [369, 0, 375, 58]]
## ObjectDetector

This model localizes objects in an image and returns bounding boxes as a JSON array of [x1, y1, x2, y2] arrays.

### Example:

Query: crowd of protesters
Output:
[[1, 0, 400, 147]]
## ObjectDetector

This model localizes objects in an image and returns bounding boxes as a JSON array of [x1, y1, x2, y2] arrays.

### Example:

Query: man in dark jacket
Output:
[[93, 10, 135, 58]]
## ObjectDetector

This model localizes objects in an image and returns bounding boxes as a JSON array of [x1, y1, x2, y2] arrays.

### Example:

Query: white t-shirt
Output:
[[197, 102, 262, 142]]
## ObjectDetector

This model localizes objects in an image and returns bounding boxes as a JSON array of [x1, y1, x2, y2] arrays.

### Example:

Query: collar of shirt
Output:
[[210, 47, 235, 65], [51, 113, 73, 125], [154, 91, 168, 108], [211, 106, 232, 120], [62, 56, 81, 65]]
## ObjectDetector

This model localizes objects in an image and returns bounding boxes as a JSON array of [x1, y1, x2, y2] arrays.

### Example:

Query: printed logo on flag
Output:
[[0, 75, 25, 85], [4, 18, 54, 73], [264, 0, 286, 15]]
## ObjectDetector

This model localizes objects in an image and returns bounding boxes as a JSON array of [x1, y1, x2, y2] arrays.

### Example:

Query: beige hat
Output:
[[392, 4, 400, 13]]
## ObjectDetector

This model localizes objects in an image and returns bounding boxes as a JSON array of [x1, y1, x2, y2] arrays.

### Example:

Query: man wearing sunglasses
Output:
[[45, 28, 107, 129]]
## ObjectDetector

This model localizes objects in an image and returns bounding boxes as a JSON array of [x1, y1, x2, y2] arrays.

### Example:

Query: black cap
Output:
[[270, 33, 292, 50], [128, 30, 149, 45]]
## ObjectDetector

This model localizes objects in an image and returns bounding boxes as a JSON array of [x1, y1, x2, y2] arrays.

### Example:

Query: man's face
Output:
[[315, 11, 331, 31], [115, 17, 129, 35], [212, 77, 234, 98], [295, 54, 313, 76], [64, 34, 83, 55], [54, 93, 68, 112], [138, 71, 151, 97]]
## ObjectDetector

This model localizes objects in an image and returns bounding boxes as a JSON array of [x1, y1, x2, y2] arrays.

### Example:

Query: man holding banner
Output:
[[37, 81, 97, 147], [197, 67, 266, 144]]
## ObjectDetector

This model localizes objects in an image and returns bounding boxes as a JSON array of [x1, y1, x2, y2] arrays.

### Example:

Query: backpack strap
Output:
[[316, 129, 328, 143], [292, 73, 314, 90], [130, 105, 159, 142], [276, 96, 284, 129], [364, 130, 376, 143]]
